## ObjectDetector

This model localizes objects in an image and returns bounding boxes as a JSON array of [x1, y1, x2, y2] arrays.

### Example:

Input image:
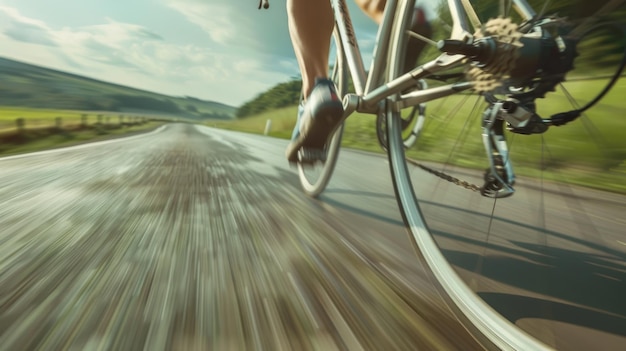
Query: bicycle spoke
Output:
[[444, 97, 484, 167], [558, 83, 583, 110], [535, 0, 552, 23], [551, 83, 609, 153], [569, 0, 626, 39]]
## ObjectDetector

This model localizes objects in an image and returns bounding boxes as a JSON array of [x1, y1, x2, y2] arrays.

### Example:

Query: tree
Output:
[[236, 80, 302, 118]]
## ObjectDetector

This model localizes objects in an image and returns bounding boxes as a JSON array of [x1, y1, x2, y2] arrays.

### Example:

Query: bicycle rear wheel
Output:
[[384, 3, 544, 349], [297, 27, 347, 197], [385, 0, 625, 349]]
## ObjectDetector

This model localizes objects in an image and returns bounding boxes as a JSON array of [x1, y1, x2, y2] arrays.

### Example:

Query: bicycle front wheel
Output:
[[297, 27, 347, 197]]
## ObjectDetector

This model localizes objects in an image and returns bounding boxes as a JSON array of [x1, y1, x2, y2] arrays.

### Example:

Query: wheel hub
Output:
[[463, 17, 578, 99]]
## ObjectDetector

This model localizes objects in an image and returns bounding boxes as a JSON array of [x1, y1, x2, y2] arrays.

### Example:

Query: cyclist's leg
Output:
[[288, 0, 429, 98], [286, 0, 345, 163], [355, 0, 386, 22], [286, 0, 334, 98], [286, 0, 388, 99], [285, 0, 430, 163]]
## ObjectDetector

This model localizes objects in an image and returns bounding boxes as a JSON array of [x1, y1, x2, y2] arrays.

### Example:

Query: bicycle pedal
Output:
[[298, 148, 327, 164]]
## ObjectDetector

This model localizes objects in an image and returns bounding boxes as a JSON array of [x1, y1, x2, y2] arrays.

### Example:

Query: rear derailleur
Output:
[[481, 101, 521, 198]]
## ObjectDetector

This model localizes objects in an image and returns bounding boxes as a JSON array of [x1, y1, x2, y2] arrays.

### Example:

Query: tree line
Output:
[[236, 80, 302, 118]]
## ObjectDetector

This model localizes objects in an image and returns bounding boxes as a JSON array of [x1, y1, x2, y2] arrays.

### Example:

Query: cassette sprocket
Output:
[[467, 17, 523, 92]]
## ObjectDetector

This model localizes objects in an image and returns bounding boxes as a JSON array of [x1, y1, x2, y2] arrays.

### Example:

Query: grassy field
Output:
[[211, 79, 626, 194], [0, 106, 170, 156], [0, 107, 154, 131]]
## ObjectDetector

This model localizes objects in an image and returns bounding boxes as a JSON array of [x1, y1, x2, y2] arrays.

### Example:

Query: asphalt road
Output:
[[0, 123, 624, 350]]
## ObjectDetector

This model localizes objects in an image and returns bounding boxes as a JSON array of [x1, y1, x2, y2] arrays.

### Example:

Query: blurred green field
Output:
[[0, 107, 84, 130], [0, 107, 157, 131], [211, 79, 626, 194], [0, 106, 169, 156]]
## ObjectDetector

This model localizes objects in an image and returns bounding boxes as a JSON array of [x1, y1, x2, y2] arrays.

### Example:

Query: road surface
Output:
[[0, 123, 624, 350]]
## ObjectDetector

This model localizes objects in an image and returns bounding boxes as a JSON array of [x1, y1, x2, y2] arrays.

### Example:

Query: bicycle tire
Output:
[[297, 27, 347, 197], [383, 1, 552, 350], [375, 81, 427, 152]]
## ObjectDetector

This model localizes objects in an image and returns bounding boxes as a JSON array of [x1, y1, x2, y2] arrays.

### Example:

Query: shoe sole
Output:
[[286, 102, 343, 164]]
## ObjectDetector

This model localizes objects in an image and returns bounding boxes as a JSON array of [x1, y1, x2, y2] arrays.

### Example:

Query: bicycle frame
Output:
[[330, 0, 537, 114]]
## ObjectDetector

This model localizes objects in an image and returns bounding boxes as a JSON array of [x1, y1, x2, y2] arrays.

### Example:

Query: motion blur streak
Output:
[[0, 124, 480, 350]]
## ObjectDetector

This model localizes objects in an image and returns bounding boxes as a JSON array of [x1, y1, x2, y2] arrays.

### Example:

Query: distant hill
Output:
[[0, 57, 235, 120]]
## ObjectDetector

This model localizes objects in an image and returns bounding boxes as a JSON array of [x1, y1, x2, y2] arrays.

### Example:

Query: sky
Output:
[[0, 0, 438, 107]]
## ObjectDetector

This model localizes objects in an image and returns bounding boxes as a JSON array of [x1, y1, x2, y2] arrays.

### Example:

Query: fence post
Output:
[[16, 118, 25, 133], [55, 117, 62, 130], [264, 120, 272, 135], [119, 114, 124, 125]]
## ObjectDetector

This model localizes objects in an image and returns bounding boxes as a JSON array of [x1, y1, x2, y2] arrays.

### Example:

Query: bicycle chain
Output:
[[405, 158, 483, 193]]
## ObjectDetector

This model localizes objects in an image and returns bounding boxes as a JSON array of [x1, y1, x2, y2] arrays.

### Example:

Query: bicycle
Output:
[[261, 0, 626, 349]]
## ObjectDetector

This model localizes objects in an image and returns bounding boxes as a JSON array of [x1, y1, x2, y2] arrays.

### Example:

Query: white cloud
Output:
[[0, 0, 398, 106], [166, 1, 239, 45], [0, 5, 56, 46], [0, 0, 428, 107], [0, 5, 295, 106], [165, 0, 294, 58]]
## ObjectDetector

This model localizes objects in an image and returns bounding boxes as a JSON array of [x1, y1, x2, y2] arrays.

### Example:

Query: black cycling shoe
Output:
[[286, 78, 343, 164]]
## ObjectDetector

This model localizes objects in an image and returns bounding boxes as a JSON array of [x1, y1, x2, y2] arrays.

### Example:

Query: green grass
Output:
[[0, 107, 85, 130], [0, 106, 162, 131], [0, 106, 170, 156], [210, 79, 626, 194]]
